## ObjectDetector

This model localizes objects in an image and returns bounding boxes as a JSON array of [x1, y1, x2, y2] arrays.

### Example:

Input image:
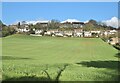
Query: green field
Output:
[[1, 34, 119, 81]]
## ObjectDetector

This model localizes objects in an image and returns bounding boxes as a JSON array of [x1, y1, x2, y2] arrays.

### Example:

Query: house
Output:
[[17, 25, 30, 32], [18, 28, 30, 32], [109, 37, 119, 45], [48, 29, 58, 33], [91, 30, 101, 37], [84, 31, 92, 37], [44, 29, 58, 36], [60, 22, 84, 28], [103, 30, 117, 36], [74, 32, 83, 37], [16, 23, 30, 32], [54, 32, 64, 37], [60, 19, 84, 28], [63, 31, 73, 37], [91, 31, 101, 34], [74, 28, 83, 32], [72, 22, 84, 28], [74, 28, 83, 37], [44, 31, 51, 36], [35, 30, 43, 34], [39, 21, 49, 27], [109, 30, 117, 35], [104, 31, 109, 36]]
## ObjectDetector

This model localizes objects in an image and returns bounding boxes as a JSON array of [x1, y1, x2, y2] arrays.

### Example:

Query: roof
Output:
[[61, 19, 80, 23]]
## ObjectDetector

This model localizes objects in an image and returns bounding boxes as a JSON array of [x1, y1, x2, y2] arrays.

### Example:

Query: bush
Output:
[[92, 33, 98, 37], [113, 44, 120, 50], [2, 26, 16, 37], [29, 29, 35, 34]]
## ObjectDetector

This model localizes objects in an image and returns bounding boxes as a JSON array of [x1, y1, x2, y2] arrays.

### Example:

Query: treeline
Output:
[[18, 19, 117, 32], [0, 20, 16, 37], [83, 19, 117, 31], [0, 19, 117, 37]]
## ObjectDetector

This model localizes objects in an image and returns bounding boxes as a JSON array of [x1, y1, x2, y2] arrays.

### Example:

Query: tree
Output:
[[83, 19, 98, 31], [89, 19, 98, 25], [2, 26, 9, 37], [0, 20, 2, 28], [0, 20, 2, 33], [83, 22, 95, 31], [29, 24, 35, 34], [34, 23, 43, 30], [17, 22, 21, 29], [21, 21, 26, 29], [48, 19, 60, 30], [1, 20, 16, 37]]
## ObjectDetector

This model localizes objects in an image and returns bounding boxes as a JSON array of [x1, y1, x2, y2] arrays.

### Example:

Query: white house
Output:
[[108, 37, 119, 45], [54, 32, 64, 37], [91, 31, 101, 34], [60, 19, 84, 28], [74, 28, 83, 37], [35, 30, 43, 34], [64, 31, 73, 37], [104, 31, 109, 36], [44, 31, 51, 36], [109, 30, 117, 35], [75, 32, 83, 37], [18, 28, 30, 32], [84, 31, 92, 37]]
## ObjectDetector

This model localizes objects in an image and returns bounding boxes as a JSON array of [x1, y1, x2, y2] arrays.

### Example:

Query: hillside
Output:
[[2, 34, 119, 81]]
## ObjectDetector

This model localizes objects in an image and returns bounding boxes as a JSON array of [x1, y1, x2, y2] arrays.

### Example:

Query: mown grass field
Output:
[[1, 34, 120, 81]]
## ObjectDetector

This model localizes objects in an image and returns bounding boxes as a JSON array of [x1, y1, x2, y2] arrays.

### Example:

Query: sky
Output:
[[1, 0, 119, 2], [2, 2, 118, 27]]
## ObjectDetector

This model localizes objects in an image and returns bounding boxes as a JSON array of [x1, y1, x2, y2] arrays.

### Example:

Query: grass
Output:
[[1, 34, 119, 81]]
